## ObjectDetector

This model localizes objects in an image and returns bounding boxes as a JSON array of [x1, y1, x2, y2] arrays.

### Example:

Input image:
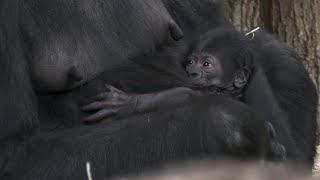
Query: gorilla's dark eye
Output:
[[203, 62, 212, 67], [188, 60, 194, 64]]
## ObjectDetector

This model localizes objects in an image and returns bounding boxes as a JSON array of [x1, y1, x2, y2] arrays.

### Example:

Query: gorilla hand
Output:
[[82, 85, 138, 122]]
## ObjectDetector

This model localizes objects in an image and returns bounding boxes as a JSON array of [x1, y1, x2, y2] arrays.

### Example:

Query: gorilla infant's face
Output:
[[185, 52, 224, 88], [185, 52, 249, 90]]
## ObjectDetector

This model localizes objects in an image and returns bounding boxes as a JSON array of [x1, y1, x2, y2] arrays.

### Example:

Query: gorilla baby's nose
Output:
[[189, 72, 201, 79]]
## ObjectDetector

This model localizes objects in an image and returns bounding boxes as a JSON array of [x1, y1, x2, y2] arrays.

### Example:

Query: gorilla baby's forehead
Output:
[[191, 29, 254, 59], [189, 52, 215, 59], [194, 28, 252, 52]]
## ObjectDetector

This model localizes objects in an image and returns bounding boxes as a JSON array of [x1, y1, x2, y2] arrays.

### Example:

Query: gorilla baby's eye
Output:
[[203, 62, 212, 67], [188, 60, 194, 64]]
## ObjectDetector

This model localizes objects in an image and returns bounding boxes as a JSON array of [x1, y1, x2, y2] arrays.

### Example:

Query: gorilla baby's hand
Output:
[[82, 85, 138, 122], [265, 121, 287, 161]]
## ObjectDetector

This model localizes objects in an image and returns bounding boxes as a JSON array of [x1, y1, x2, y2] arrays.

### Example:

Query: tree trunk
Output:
[[223, 0, 262, 32], [269, 0, 320, 88]]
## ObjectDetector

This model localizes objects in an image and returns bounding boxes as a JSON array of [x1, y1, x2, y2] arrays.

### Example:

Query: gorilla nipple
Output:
[[169, 22, 184, 41], [68, 66, 83, 82]]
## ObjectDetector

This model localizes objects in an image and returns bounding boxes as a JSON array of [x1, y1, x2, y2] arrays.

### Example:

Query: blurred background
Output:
[[223, 0, 320, 174]]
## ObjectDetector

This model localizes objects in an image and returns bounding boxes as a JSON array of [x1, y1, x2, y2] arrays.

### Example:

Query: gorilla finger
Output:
[[265, 121, 276, 139], [270, 142, 287, 160], [104, 84, 116, 92], [169, 22, 184, 41], [117, 93, 130, 99], [103, 101, 125, 106], [82, 102, 106, 111], [84, 109, 115, 122], [94, 92, 110, 101], [105, 84, 121, 92]]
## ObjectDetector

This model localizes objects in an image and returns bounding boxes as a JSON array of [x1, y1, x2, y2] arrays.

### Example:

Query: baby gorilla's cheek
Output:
[[191, 79, 207, 87], [207, 77, 222, 86]]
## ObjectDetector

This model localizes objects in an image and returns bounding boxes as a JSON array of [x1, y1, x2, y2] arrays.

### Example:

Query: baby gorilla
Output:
[[82, 29, 252, 120], [184, 29, 251, 96], [82, 28, 286, 161]]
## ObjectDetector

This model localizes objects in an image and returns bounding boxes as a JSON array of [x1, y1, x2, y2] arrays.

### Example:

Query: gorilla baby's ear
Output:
[[234, 69, 250, 88]]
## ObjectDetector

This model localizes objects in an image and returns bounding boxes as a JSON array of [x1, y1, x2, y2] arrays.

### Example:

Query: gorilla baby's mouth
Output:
[[191, 80, 210, 88]]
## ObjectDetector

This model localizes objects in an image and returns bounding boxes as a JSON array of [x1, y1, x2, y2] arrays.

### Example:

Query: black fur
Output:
[[7, 95, 273, 180], [246, 31, 318, 166], [0, 0, 232, 178], [88, 29, 317, 167], [0, 0, 317, 179], [36, 29, 316, 171], [0, 0, 189, 142]]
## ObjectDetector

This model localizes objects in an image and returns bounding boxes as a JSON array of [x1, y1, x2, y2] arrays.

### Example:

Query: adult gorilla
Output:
[[1, 0, 201, 135], [0, 0, 230, 177], [0, 0, 228, 134], [0, 0, 317, 179]]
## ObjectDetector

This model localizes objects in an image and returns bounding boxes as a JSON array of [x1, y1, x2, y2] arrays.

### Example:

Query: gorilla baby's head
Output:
[[185, 28, 254, 91]]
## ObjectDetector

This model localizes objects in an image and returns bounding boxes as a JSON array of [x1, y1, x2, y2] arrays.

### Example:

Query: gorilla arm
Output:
[[82, 85, 201, 122]]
